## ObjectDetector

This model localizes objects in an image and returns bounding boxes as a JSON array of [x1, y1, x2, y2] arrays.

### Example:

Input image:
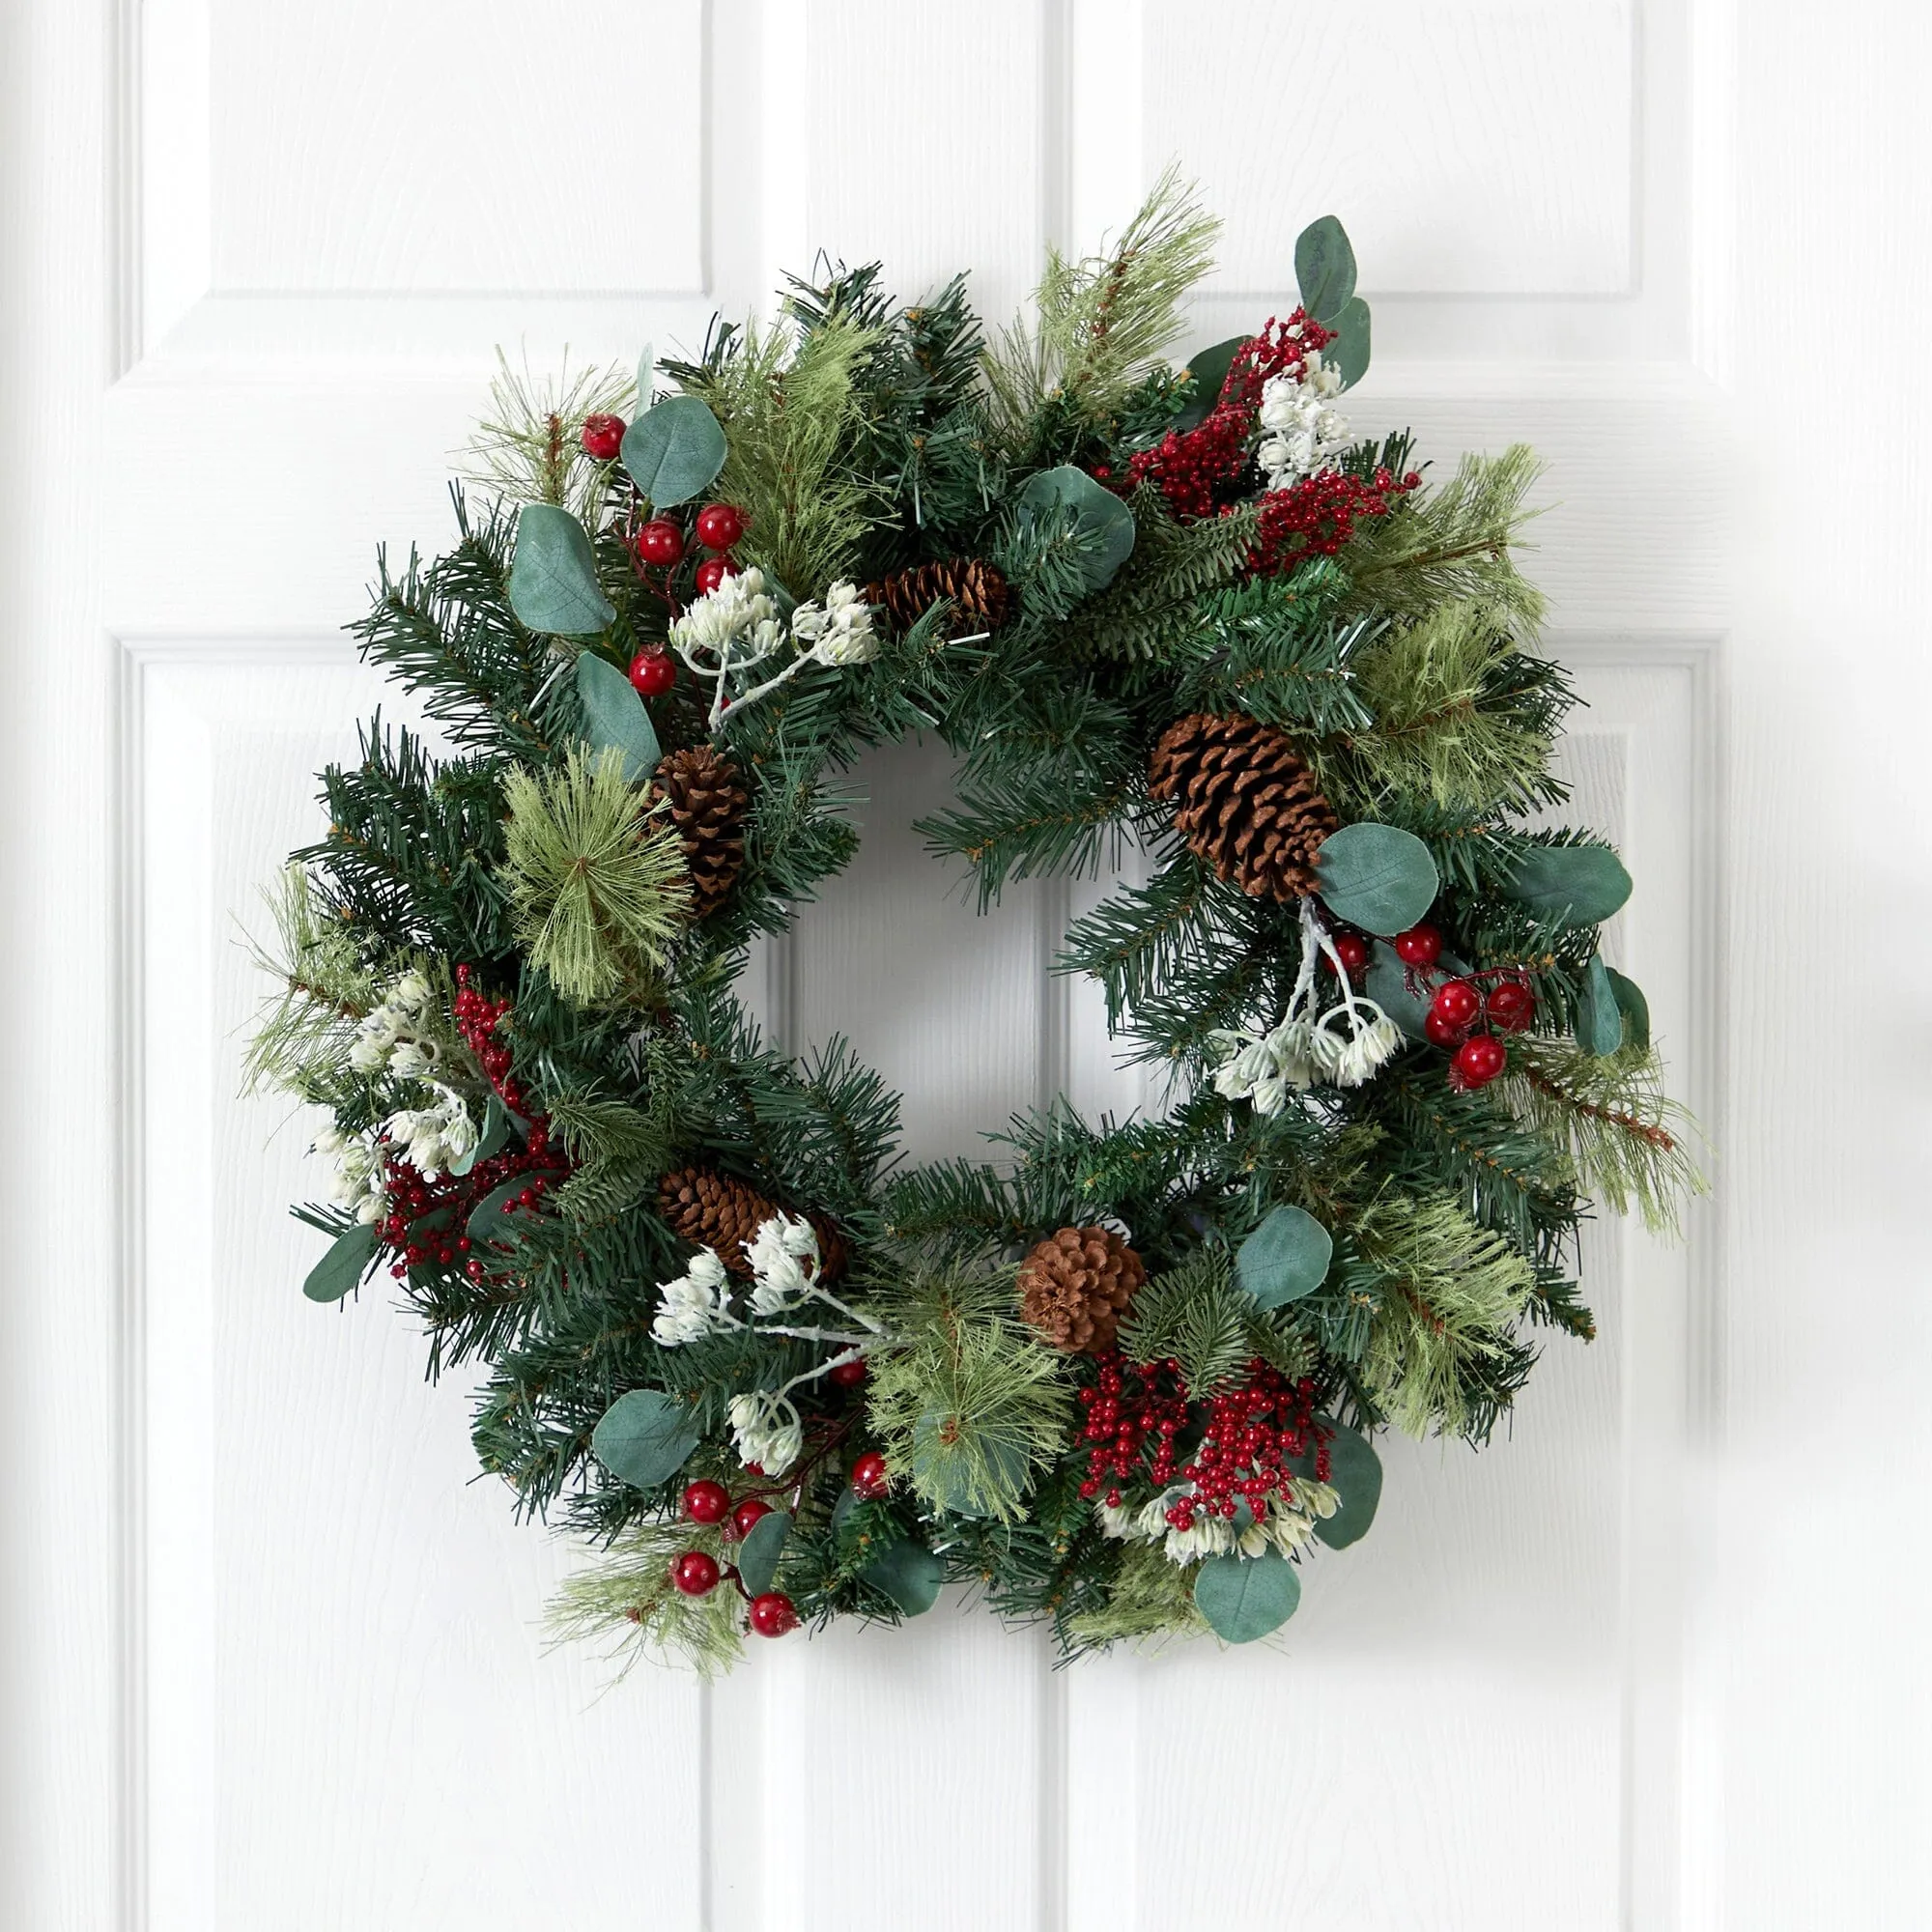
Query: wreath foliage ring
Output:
[[249, 179, 1703, 1672]]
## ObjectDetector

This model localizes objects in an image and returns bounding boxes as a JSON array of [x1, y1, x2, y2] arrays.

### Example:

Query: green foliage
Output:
[[464, 348, 632, 528], [548, 1088, 673, 1226], [241, 864, 379, 1106], [865, 1264, 1071, 1522], [1172, 569, 1376, 734], [547, 1520, 745, 1679], [497, 747, 690, 1006], [1063, 1540, 1205, 1651]]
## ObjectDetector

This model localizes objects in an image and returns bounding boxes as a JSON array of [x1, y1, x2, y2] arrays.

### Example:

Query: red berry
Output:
[[693, 554, 738, 596], [828, 1356, 868, 1389], [1394, 923, 1442, 967], [628, 648, 676, 697], [1330, 931, 1370, 975], [1424, 1009, 1465, 1048], [728, 1497, 773, 1542], [850, 1450, 890, 1499], [1430, 978, 1482, 1030], [681, 1479, 730, 1525], [1484, 978, 1536, 1033], [581, 412, 625, 461], [694, 502, 746, 552], [632, 518, 685, 568], [1452, 1034, 1507, 1089], [671, 1550, 720, 1596], [749, 1591, 799, 1637]]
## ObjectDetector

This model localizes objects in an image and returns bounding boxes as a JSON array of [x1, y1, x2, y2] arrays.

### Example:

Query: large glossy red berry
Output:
[[1430, 978, 1483, 1030], [1452, 1034, 1507, 1089], [581, 412, 625, 461], [728, 1497, 773, 1542], [1330, 931, 1370, 975], [681, 1478, 730, 1525], [1394, 923, 1442, 967], [671, 1550, 721, 1596], [633, 518, 685, 568], [629, 648, 676, 697], [828, 1355, 868, 1389], [695, 502, 747, 552], [749, 1590, 800, 1637], [850, 1450, 890, 1499], [1424, 1009, 1465, 1047], [693, 554, 738, 596], [1484, 978, 1536, 1034]]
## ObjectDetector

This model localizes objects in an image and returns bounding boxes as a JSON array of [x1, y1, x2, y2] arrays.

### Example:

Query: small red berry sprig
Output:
[[621, 499, 752, 701], [1380, 923, 1535, 1093]]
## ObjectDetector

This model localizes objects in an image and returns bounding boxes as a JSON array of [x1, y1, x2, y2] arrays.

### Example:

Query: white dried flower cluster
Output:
[[650, 1248, 734, 1347], [1098, 1481, 1339, 1566], [349, 968, 442, 1077], [1256, 348, 1351, 490], [1208, 1004, 1402, 1110], [745, 1213, 823, 1314], [726, 1389, 804, 1475], [788, 580, 877, 665], [381, 1083, 478, 1181], [312, 1122, 386, 1225], [668, 564, 782, 661]]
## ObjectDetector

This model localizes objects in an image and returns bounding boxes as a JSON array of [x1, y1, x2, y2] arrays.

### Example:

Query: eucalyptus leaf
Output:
[[1236, 1205, 1333, 1308], [1316, 822, 1439, 936], [634, 339, 655, 406], [735, 1509, 792, 1596], [1294, 214, 1358, 322], [1309, 1424, 1383, 1549], [1170, 334, 1245, 431], [1607, 967, 1651, 1051], [445, 1093, 509, 1179], [507, 503, 614, 639], [1576, 953, 1625, 1057], [590, 1388, 700, 1490], [302, 1222, 379, 1303], [1016, 464, 1136, 589], [1507, 843, 1633, 926], [467, 1176, 532, 1246], [862, 1538, 945, 1616], [574, 649, 662, 782], [621, 394, 726, 508], [1193, 1548, 1302, 1643], [1329, 296, 1371, 389]]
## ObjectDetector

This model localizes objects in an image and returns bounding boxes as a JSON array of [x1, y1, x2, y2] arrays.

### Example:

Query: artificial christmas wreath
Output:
[[248, 175, 1703, 1672]]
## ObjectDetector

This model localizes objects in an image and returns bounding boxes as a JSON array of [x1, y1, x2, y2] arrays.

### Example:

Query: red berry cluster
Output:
[[1076, 1353, 1329, 1531], [377, 1131, 558, 1279], [623, 500, 751, 699], [1416, 962, 1535, 1093], [454, 965, 527, 1115], [668, 1477, 801, 1637], [1122, 310, 1336, 520], [1248, 465, 1420, 577]]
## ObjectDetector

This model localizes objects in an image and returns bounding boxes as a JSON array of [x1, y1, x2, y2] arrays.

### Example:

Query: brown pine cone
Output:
[[657, 1167, 848, 1281], [648, 745, 749, 920], [864, 557, 1011, 638], [1016, 1226, 1146, 1354], [1148, 712, 1338, 902]]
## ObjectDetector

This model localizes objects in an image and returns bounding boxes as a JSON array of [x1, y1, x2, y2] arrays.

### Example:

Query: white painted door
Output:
[[4, 2, 1927, 1927]]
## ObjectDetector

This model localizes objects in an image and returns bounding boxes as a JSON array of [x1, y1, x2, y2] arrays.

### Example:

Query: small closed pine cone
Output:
[[658, 1167, 848, 1281], [648, 746, 749, 920], [1016, 1226, 1146, 1354], [864, 556, 1011, 638], [1148, 711, 1339, 902]]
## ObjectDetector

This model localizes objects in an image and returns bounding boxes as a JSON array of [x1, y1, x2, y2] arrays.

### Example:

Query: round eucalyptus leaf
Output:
[[1170, 334, 1246, 431], [862, 1538, 945, 1616], [445, 1093, 510, 1179], [303, 1222, 380, 1303], [1016, 464, 1136, 589], [1607, 968, 1651, 1051], [466, 1176, 533, 1247], [575, 650, 663, 782], [1329, 296, 1371, 389], [1236, 1204, 1333, 1309], [1507, 843, 1633, 927], [1316, 822, 1440, 936], [634, 339, 655, 405], [1193, 1548, 1302, 1643], [735, 1509, 792, 1596], [1575, 952, 1625, 1058], [1310, 1424, 1383, 1549], [621, 394, 727, 508], [590, 1388, 700, 1491], [1294, 214, 1358, 323], [507, 503, 614, 638]]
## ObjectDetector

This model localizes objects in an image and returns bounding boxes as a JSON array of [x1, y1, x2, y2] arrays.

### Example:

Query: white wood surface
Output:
[[4, 1, 1929, 1927]]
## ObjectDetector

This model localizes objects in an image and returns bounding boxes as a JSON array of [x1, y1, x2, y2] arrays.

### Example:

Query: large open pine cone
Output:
[[1148, 711, 1339, 902], [1016, 1226, 1146, 1354], [658, 1167, 848, 1281], [865, 557, 1011, 638], [648, 746, 749, 920]]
